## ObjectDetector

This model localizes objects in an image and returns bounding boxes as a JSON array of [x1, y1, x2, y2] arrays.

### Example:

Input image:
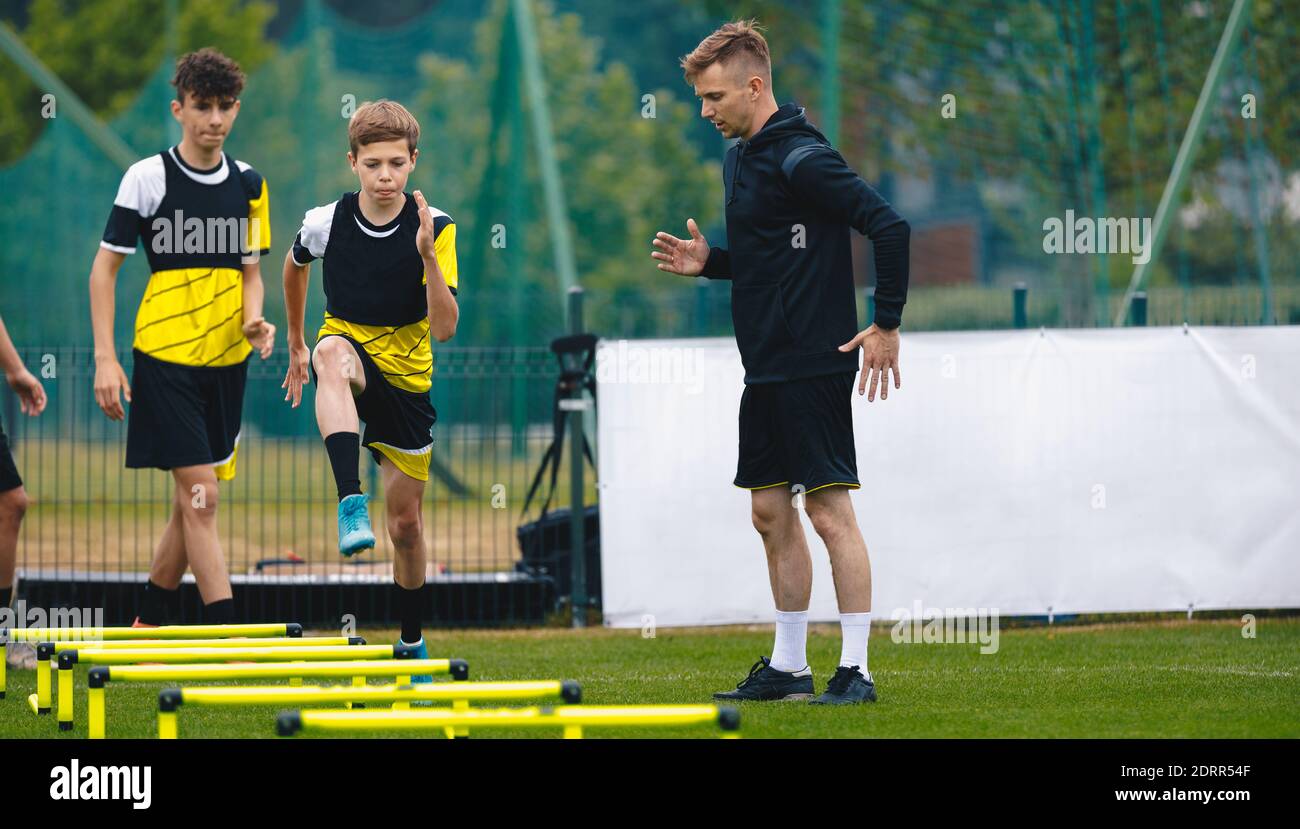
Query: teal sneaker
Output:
[[338, 494, 376, 557], [400, 637, 433, 684]]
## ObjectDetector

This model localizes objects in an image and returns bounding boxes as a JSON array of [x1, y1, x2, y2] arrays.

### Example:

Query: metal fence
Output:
[[4, 0, 1297, 351], [5, 275, 1294, 626], [578, 281, 1300, 339], [5, 278, 1296, 628], [3, 341, 596, 628]]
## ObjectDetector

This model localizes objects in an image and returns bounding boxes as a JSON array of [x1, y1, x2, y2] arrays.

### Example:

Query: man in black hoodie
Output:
[[652, 20, 909, 706]]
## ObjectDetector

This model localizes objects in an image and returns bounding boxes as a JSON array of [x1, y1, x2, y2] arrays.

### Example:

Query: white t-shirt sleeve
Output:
[[100, 155, 165, 254], [291, 202, 336, 266]]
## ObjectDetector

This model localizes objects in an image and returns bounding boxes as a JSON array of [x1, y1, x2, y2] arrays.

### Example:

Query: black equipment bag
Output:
[[516, 334, 600, 605]]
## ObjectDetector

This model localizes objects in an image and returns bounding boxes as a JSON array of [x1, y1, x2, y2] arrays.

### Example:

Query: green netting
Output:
[[1, 0, 1297, 353]]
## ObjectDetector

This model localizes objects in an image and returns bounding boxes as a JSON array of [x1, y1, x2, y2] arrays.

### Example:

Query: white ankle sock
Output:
[[839, 612, 871, 676], [771, 609, 809, 672]]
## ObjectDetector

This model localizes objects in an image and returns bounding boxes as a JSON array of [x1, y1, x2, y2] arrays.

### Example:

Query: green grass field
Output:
[[2, 618, 1296, 739]]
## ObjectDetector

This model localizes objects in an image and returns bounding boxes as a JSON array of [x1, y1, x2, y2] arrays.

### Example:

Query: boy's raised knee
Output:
[[312, 337, 354, 382]]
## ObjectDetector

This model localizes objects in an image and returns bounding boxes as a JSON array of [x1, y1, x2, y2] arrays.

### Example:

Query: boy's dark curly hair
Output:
[[172, 48, 245, 104]]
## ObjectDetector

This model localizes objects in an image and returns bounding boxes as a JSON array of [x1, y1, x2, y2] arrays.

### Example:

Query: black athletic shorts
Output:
[[312, 334, 437, 481], [733, 370, 860, 493], [0, 416, 21, 493], [126, 349, 248, 480]]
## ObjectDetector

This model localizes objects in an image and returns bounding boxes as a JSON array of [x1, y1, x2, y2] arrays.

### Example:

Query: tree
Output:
[[0, 0, 275, 166], [414, 0, 723, 344], [693, 0, 1300, 322]]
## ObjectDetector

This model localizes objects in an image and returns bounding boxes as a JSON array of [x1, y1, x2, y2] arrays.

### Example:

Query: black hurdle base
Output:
[[17, 570, 556, 627]]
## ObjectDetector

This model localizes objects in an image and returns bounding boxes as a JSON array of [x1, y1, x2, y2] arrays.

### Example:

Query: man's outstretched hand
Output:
[[651, 218, 710, 276], [839, 324, 901, 402]]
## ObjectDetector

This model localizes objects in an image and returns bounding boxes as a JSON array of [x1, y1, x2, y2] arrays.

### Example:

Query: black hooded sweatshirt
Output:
[[701, 102, 910, 384]]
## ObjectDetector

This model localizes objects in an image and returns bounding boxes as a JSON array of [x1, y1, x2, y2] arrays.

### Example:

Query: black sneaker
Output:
[[713, 656, 814, 701], [810, 665, 876, 705]]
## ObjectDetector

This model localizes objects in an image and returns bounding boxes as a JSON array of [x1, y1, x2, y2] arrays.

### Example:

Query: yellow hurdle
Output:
[[7, 623, 301, 643], [157, 680, 580, 739], [29, 636, 373, 724], [54, 637, 354, 652], [54, 642, 417, 732], [87, 658, 468, 739], [2, 623, 301, 703], [277, 704, 742, 739]]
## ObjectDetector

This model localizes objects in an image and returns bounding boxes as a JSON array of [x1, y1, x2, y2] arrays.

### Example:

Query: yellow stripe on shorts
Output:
[[368, 441, 432, 482], [213, 433, 241, 481], [317, 314, 432, 393]]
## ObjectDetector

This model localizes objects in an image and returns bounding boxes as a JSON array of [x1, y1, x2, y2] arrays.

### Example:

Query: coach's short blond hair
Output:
[[348, 100, 420, 156], [680, 19, 772, 85]]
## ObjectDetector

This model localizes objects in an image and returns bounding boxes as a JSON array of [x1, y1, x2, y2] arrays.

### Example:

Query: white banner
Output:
[[595, 327, 1300, 628]]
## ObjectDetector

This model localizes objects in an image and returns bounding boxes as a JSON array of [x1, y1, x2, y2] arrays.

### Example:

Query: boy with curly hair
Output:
[[89, 48, 275, 626]]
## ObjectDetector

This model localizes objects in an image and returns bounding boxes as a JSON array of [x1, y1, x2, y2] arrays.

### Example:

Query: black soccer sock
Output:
[[138, 579, 178, 626], [203, 598, 235, 625], [395, 582, 424, 645], [163, 584, 183, 623], [324, 432, 363, 501], [0, 585, 12, 609]]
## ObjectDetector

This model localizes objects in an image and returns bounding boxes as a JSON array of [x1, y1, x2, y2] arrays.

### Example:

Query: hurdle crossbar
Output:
[[1, 623, 301, 699], [157, 680, 579, 739], [51, 642, 417, 731], [86, 659, 468, 739], [53, 636, 356, 652], [6, 623, 301, 643], [24, 636, 359, 716], [277, 704, 742, 739], [23, 636, 362, 717]]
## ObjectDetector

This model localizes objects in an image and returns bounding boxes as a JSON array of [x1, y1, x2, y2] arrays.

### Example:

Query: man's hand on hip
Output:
[[839, 324, 901, 402]]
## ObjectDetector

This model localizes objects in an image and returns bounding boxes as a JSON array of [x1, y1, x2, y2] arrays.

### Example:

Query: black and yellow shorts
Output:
[[733, 370, 860, 494], [312, 334, 437, 482], [0, 416, 21, 493], [126, 349, 247, 480]]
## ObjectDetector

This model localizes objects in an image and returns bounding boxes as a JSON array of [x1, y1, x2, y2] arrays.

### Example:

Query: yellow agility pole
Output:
[[56, 643, 413, 731], [0, 626, 38, 701], [0, 628, 9, 699], [157, 680, 580, 739], [52, 636, 355, 653], [277, 704, 742, 739], [66, 643, 398, 666], [451, 698, 469, 739], [87, 659, 468, 739], [7, 623, 302, 643], [33, 647, 50, 713], [29, 642, 53, 715]]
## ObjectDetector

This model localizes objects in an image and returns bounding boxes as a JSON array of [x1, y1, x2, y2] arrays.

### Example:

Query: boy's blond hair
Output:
[[348, 100, 420, 156]]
